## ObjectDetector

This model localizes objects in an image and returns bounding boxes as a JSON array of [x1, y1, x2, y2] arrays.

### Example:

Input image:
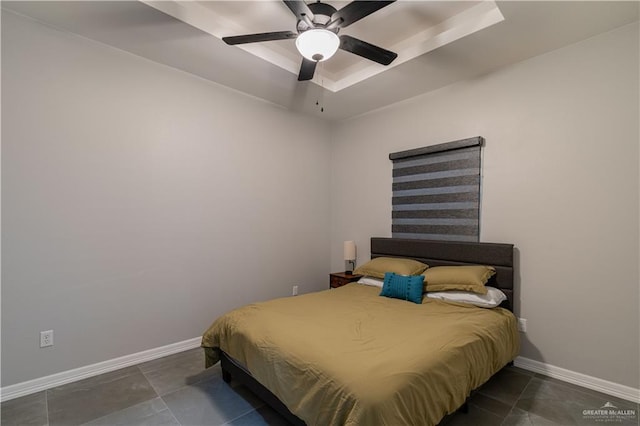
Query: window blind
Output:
[[390, 137, 483, 242]]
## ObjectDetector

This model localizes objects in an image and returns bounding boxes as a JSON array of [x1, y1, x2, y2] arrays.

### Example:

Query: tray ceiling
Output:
[[143, 1, 504, 91]]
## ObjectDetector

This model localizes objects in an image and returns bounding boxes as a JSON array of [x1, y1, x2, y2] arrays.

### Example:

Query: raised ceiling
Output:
[[143, 1, 505, 92], [2, 1, 639, 121]]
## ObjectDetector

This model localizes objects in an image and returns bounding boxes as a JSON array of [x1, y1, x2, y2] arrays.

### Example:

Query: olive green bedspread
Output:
[[202, 284, 519, 426]]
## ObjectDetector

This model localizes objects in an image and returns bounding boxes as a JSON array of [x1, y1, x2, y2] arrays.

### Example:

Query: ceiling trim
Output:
[[141, 1, 303, 75]]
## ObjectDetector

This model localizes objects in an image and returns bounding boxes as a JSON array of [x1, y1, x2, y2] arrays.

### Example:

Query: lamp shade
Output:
[[343, 241, 356, 261], [295, 29, 340, 62]]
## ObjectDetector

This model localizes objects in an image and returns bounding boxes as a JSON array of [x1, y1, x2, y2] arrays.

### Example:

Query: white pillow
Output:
[[357, 276, 384, 288], [425, 286, 507, 308]]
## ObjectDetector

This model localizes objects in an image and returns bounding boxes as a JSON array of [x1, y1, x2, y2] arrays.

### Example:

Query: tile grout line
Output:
[[157, 392, 182, 426], [77, 366, 162, 426], [136, 365, 164, 400], [164, 401, 182, 426], [470, 403, 508, 420], [499, 373, 535, 425], [140, 369, 221, 399], [218, 406, 262, 426], [127, 365, 185, 426], [45, 389, 50, 426], [213, 375, 266, 426], [153, 382, 259, 426], [136, 349, 221, 398]]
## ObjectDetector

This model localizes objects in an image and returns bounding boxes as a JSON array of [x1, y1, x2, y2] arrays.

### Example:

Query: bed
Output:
[[201, 237, 519, 425]]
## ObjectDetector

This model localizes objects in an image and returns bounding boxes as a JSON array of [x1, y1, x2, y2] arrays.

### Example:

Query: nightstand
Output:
[[329, 272, 363, 289]]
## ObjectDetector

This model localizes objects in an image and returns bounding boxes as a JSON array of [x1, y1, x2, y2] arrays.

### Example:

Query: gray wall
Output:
[[330, 22, 639, 388], [1, 11, 331, 386]]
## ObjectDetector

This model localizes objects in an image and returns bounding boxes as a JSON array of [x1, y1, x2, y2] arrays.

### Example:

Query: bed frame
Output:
[[218, 237, 515, 426]]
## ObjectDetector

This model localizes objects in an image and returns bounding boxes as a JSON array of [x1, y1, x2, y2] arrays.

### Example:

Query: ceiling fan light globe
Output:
[[295, 29, 340, 62]]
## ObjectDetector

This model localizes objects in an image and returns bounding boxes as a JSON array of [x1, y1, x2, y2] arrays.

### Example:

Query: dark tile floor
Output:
[[2, 348, 638, 426]]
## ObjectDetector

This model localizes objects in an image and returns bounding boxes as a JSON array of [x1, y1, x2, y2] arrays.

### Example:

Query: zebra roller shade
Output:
[[390, 137, 483, 242]]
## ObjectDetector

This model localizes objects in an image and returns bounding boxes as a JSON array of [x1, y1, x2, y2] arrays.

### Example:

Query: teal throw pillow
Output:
[[380, 272, 425, 304]]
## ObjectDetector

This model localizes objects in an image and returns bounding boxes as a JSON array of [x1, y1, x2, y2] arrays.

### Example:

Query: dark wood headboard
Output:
[[370, 238, 515, 310]]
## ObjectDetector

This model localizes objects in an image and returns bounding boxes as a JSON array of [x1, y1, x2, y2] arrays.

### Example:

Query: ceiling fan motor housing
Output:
[[297, 2, 339, 33]]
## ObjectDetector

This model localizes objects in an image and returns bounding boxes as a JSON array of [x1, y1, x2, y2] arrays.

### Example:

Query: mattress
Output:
[[202, 283, 519, 426]]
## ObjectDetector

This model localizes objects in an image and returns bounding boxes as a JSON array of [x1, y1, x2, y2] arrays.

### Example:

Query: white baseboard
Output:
[[515, 356, 640, 403], [0, 337, 202, 403]]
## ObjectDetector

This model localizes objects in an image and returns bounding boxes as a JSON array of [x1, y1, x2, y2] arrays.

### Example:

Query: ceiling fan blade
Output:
[[339, 35, 397, 65], [282, 0, 315, 22], [331, 1, 395, 28], [223, 31, 297, 45], [298, 58, 317, 81]]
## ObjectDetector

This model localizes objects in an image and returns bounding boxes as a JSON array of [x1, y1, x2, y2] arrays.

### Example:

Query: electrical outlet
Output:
[[40, 330, 54, 347], [292, 285, 299, 296], [517, 318, 527, 333]]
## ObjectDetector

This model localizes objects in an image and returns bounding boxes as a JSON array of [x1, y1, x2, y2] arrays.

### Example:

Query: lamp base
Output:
[[345, 260, 356, 275]]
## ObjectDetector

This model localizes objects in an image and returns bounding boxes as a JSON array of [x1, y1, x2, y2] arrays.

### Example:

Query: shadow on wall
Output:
[[513, 247, 544, 364]]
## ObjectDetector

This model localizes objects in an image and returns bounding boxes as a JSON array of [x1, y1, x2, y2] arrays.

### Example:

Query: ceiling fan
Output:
[[222, 0, 398, 81]]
